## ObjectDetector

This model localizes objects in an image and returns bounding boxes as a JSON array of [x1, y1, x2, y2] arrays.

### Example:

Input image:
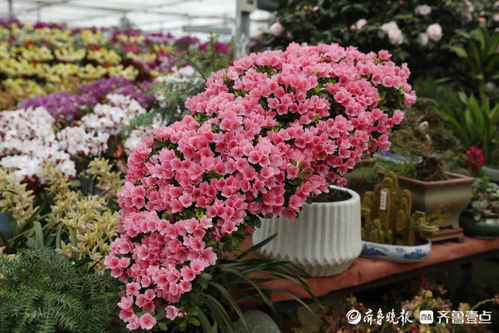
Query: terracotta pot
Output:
[[252, 186, 361, 277], [397, 172, 474, 229]]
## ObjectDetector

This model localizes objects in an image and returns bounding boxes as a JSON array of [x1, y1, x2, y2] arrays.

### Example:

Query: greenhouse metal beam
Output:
[[182, 25, 231, 35], [18, 0, 230, 21], [8, 0, 14, 16]]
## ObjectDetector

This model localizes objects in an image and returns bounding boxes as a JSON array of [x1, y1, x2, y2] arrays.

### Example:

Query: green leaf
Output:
[[197, 309, 213, 333], [449, 46, 468, 58], [202, 294, 235, 333], [219, 267, 275, 312], [33, 222, 44, 249], [235, 234, 277, 260], [208, 281, 248, 329], [187, 316, 201, 326]]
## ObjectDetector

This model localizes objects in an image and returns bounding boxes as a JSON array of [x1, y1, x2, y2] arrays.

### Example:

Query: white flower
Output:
[[380, 21, 404, 45], [414, 5, 432, 16], [426, 23, 443, 42], [418, 33, 429, 46], [356, 19, 368, 30], [80, 94, 146, 136], [486, 82, 496, 92], [381, 21, 399, 32], [124, 115, 167, 154], [155, 65, 197, 84], [269, 21, 283, 36], [494, 14, 499, 22], [387, 29, 404, 45], [57, 127, 110, 157], [0, 106, 75, 180], [465, 1, 475, 13]]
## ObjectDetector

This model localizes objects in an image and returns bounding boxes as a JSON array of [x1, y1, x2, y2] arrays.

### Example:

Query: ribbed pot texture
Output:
[[252, 186, 361, 277]]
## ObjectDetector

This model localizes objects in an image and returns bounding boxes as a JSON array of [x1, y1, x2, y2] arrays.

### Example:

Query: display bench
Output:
[[238, 237, 499, 303]]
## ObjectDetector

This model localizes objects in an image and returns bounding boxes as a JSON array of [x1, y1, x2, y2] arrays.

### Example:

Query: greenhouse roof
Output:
[[1, 0, 272, 38]]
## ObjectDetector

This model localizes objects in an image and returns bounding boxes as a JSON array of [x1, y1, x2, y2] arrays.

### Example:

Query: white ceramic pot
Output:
[[252, 186, 361, 277], [482, 166, 499, 183]]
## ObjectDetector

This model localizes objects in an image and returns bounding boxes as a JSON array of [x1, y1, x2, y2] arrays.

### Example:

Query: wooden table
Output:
[[257, 237, 499, 302]]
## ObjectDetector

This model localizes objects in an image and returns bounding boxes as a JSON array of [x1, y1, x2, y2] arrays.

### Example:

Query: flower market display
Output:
[[1, 0, 499, 331], [0, 16, 229, 110]]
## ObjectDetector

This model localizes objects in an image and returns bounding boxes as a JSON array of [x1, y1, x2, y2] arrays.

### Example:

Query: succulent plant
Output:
[[468, 177, 499, 221]]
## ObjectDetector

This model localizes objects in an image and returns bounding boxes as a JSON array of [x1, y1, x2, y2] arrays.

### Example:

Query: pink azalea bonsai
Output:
[[106, 43, 415, 330]]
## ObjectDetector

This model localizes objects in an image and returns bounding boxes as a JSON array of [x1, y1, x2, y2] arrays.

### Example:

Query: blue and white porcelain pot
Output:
[[361, 240, 432, 263]]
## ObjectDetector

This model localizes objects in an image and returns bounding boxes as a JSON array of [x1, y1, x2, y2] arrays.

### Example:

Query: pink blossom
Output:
[[166, 305, 180, 320], [139, 313, 157, 330], [108, 42, 415, 330]]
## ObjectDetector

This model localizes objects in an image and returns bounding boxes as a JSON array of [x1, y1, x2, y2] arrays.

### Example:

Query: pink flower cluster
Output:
[[107, 43, 415, 330]]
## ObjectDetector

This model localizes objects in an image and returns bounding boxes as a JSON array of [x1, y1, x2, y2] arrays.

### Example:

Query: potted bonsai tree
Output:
[[106, 43, 415, 330], [460, 177, 499, 238], [376, 98, 474, 232]]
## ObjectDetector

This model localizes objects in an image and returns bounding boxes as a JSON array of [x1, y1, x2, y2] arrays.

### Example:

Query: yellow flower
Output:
[[87, 49, 122, 65], [0, 169, 36, 228], [54, 47, 86, 62]]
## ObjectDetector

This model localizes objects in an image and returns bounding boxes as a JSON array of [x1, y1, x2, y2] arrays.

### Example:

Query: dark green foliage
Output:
[[449, 27, 499, 101], [0, 248, 125, 333], [261, 0, 492, 81]]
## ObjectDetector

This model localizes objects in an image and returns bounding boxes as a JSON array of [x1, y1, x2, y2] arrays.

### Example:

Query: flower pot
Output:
[[361, 240, 431, 262], [252, 186, 361, 277], [397, 172, 474, 229], [460, 213, 499, 239], [482, 166, 499, 183], [0, 213, 13, 240]]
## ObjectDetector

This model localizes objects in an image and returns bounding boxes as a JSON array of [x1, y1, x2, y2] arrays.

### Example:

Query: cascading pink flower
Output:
[[107, 42, 415, 329]]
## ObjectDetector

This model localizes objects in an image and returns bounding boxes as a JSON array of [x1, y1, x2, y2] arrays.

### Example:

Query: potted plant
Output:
[[253, 185, 361, 276], [460, 177, 499, 238], [106, 43, 416, 329], [360, 172, 439, 262], [377, 98, 474, 230]]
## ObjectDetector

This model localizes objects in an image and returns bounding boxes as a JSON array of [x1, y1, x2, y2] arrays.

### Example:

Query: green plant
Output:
[[1, 160, 120, 273], [0, 248, 125, 333], [129, 34, 234, 131], [261, 0, 488, 81], [468, 177, 499, 221], [439, 92, 499, 164], [161, 235, 321, 332], [376, 96, 465, 181], [450, 27, 499, 101]]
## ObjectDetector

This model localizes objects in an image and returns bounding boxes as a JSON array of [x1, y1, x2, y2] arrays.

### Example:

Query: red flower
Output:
[[465, 146, 484, 172]]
